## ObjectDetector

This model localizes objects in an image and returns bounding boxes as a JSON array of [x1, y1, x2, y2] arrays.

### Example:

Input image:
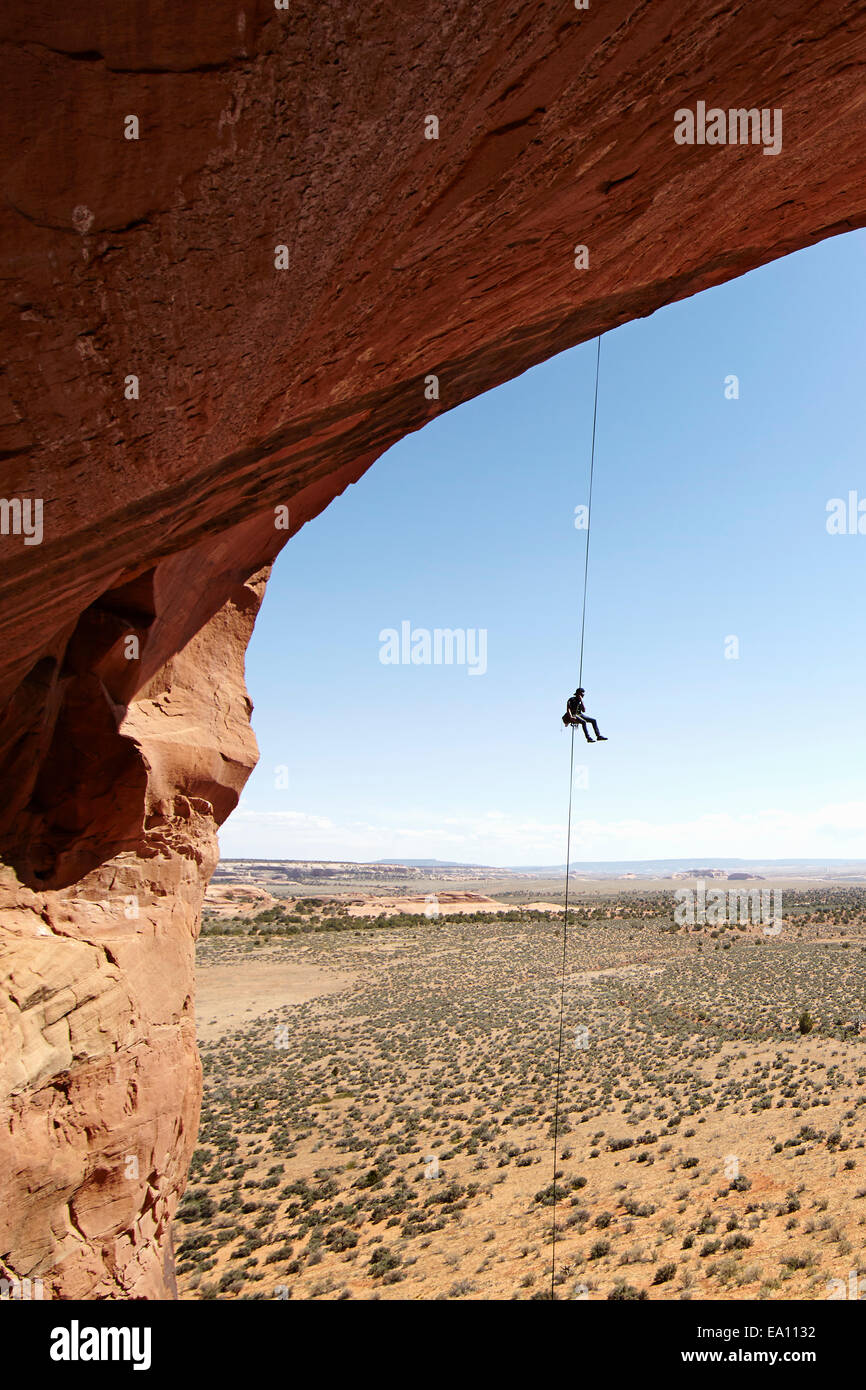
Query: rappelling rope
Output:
[[578, 335, 601, 688], [550, 335, 602, 1299]]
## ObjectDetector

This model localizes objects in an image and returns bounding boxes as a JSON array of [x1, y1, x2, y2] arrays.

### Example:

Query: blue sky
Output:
[[220, 230, 866, 866]]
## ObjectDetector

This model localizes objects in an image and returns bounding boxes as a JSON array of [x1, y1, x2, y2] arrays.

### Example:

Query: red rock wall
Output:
[[1, 1, 865, 1296]]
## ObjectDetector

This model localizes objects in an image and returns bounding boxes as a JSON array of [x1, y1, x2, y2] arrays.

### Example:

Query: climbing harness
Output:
[[550, 335, 602, 1299]]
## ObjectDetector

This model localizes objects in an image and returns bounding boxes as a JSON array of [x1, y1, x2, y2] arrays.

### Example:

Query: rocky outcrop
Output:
[[2, 1, 865, 1297], [0, 571, 265, 1296]]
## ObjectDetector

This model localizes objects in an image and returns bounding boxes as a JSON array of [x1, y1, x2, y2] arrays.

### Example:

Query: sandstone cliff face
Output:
[[0, 572, 266, 1296], [1, 1, 865, 1297]]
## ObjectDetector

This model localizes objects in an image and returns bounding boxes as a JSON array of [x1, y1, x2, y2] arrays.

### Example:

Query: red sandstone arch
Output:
[[1, 0, 865, 1297]]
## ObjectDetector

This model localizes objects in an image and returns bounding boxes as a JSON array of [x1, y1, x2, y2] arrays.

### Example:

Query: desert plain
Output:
[[176, 867, 866, 1301]]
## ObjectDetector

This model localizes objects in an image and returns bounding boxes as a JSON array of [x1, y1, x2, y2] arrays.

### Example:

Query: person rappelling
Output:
[[561, 687, 607, 742]]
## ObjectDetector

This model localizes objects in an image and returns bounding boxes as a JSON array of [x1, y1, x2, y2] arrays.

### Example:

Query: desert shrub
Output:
[[325, 1225, 359, 1252], [780, 1252, 814, 1271], [264, 1245, 295, 1264], [724, 1233, 753, 1251], [176, 1189, 215, 1224], [368, 1246, 403, 1282], [533, 1182, 567, 1207]]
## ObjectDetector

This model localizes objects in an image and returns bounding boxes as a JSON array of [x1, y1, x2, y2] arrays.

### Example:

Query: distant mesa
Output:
[[670, 869, 729, 880], [216, 858, 866, 883], [371, 858, 485, 869]]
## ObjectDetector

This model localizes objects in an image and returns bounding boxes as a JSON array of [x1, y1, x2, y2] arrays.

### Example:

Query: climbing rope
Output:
[[578, 335, 601, 688], [550, 335, 602, 1299]]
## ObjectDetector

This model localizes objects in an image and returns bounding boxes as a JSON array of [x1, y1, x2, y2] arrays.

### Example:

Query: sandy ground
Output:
[[205, 873, 866, 920], [179, 906, 866, 1302], [206, 884, 281, 917], [195, 958, 357, 1042], [346, 892, 517, 917], [204, 884, 558, 920]]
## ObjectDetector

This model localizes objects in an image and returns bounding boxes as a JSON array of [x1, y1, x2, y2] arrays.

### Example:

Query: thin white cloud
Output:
[[219, 801, 866, 865]]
